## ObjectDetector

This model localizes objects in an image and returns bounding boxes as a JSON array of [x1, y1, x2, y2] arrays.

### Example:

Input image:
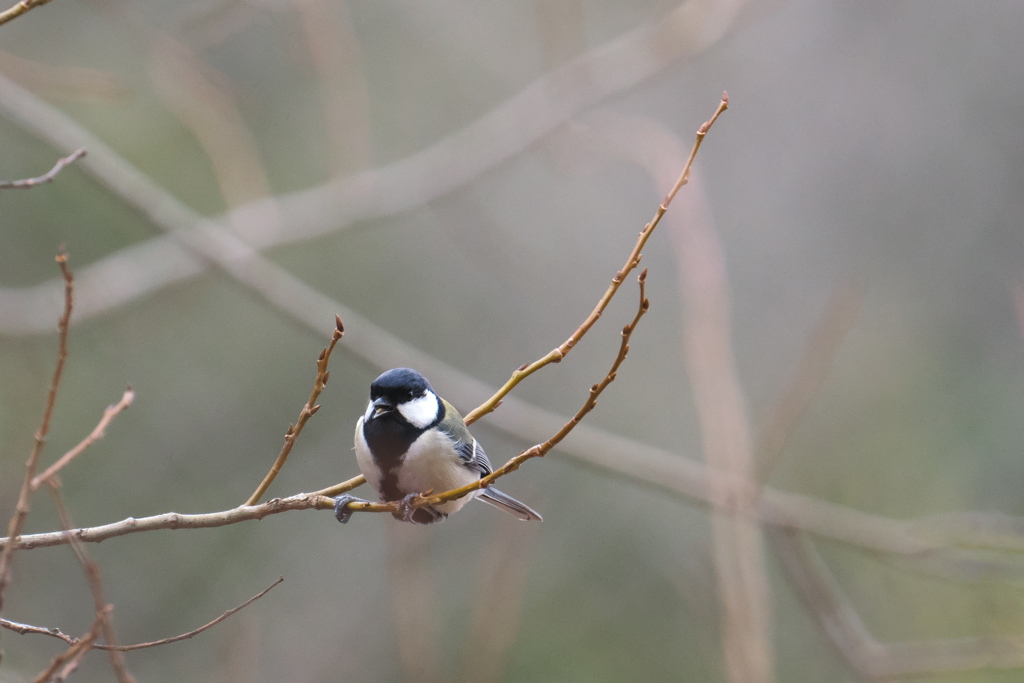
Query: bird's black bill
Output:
[[370, 396, 393, 418]]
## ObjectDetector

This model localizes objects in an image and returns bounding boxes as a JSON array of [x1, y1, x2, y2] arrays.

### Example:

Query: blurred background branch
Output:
[[673, 150, 774, 683], [0, 0, 749, 336], [771, 528, 1024, 679]]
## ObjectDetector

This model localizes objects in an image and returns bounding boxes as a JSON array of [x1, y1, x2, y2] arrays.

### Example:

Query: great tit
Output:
[[334, 367, 543, 525]]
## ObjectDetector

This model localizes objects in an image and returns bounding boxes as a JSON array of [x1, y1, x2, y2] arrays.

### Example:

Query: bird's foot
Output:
[[392, 493, 447, 524], [396, 493, 423, 523], [334, 494, 369, 524]]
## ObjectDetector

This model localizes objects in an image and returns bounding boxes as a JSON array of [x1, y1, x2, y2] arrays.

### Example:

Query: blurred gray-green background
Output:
[[2, 0, 1024, 681]]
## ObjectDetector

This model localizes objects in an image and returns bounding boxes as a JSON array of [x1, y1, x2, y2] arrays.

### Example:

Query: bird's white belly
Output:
[[397, 430, 479, 514], [354, 418, 383, 493], [354, 421, 479, 514]]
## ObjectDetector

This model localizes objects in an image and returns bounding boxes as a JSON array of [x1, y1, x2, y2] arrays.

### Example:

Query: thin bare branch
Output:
[[0, 252, 73, 613], [0, 0, 55, 29], [245, 315, 345, 505], [31, 388, 135, 491], [3, 578, 282, 652], [464, 93, 728, 425], [101, 576, 284, 651], [664, 93, 729, 206], [0, 148, 85, 189], [0, 493, 340, 550], [1, 617, 76, 643]]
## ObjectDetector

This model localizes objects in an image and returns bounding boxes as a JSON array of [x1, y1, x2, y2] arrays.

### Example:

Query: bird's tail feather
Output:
[[477, 488, 543, 521]]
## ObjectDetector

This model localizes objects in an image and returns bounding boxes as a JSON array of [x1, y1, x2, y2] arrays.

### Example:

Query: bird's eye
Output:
[[406, 391, 415, 401]]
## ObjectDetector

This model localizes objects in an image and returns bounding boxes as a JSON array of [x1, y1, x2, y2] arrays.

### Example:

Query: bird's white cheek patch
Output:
[[398, 391, 439, 428]]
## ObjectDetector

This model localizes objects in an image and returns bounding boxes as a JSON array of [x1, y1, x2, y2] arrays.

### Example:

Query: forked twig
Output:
[[0, 251, 73, 612], [463, 93, 728, 426], [31, 388, 135, 490], [0, 148, 85, 188], [339, 269, 651, 518], [244, 315, 344, 505], [31, 610, 103, 683]]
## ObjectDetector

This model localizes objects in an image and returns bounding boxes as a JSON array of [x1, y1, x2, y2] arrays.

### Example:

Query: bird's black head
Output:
[[370, 367, 434, 403], [365, 368, 442, 430]]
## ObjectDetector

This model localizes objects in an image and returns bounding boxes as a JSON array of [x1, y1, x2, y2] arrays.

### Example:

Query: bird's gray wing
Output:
[[452, 436, 493, 476], [438, 398, 494, 476]]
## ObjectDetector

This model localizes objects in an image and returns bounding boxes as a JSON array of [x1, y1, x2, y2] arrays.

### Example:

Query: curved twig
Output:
[[1, 577, 283, 652], [0, 148, 85, 189], [244, 315, 344, 505]]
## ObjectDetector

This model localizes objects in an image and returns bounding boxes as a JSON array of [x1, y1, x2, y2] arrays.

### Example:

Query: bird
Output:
[[334, 367, 542, 525]]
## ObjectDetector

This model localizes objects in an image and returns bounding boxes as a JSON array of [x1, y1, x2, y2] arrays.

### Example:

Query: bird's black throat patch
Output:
[[363, 418, 418, 502], [362, 392, 446, 517]]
